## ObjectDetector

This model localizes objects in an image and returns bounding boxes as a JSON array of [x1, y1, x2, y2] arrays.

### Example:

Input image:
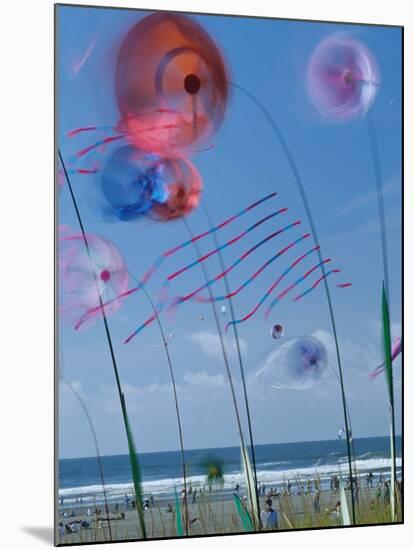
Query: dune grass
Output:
[[57, 474, 402, 545]]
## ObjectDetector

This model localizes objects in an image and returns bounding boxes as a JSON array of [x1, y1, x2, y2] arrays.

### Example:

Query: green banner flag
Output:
[[233, 493, 254, 532]]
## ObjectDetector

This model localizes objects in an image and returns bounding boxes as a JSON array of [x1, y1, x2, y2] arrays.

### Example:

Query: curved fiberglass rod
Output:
[[76, 192, 277, 331], [182, 233, 311, 305], [367, 111, 397, 505], [59, 150, 147, 539], [181, 216, 260, 530], [172, 220, 300, 306], [201, 203, 262, 529], [131, 276, 190, 535], [228, 80, 356, 523], [167, 207, 288, 282], [225, 245, 320, 329], [124, 215, 297, 343], [60, 376, 113, 542]]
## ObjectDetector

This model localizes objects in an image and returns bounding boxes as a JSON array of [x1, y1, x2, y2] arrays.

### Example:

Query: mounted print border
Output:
[[55, 3, 404, 546]]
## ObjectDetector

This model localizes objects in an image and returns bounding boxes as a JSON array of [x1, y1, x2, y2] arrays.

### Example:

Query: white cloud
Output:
[[190, 330, 248, 360], [324, 211, 401, 243], [390, 321, 402, 338], [84, 369, 229, 417], [312, 328, 380, 375], [249, 328, 388, 401], [331, 177, 400, 218], [60, 379, 83, 394], [59, 328, 402, 458], [182, 370, 226, 388]]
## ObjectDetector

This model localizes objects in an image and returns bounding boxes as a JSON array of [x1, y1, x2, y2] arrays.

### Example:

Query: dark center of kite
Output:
[[100, 269, 111, 282], [184, 73, 201, 94], [343, 70, 354, 85], [176, 185, 186, 199]]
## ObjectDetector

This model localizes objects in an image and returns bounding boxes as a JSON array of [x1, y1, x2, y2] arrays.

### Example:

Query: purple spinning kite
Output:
[[307, 34, 379, 120]]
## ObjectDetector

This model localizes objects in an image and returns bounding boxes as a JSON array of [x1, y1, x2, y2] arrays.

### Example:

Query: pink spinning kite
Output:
[[307, 34, 379, 120], [59, 228, 129, 328]]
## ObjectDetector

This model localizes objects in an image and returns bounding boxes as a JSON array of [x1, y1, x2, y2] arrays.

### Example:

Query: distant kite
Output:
[[271, 324, 284, 339], [59, 228, 129, 328], [307, 34, 379, 120], [369, 337, 402, 380], [253, 336, 328, 392]]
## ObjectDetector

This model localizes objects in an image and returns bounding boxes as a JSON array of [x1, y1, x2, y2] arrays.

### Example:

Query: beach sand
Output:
[[57, 486, 393, 545]]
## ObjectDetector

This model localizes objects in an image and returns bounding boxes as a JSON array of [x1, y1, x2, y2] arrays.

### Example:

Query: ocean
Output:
[[58, 436, 402, 508]]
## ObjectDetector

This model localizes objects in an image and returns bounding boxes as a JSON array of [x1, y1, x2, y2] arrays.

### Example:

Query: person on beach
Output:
[[376, 484, 382, 502], [124, 494, 129, 508], [354, 479, 360, 505], [260, 501, 278, 530], [190, 517, 199, 525], [192, 489, 197, 504], [81, 520, 91, 529], [68, 521, 79, 533], [287, 480, 292, 495], [384, 481, 390, 503], [330, 501, 341, 521], [166, 503, 173, 513], [314, 489, 321, 513]]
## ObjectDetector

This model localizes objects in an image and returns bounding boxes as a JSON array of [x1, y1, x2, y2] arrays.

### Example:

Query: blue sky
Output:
[[57, 6, 402, 459]]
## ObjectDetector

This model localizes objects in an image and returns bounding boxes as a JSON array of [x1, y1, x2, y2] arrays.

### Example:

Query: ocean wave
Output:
[[256, 461, 290, 468], [59, 456, 402, 502], [357, 452, 372, 459]]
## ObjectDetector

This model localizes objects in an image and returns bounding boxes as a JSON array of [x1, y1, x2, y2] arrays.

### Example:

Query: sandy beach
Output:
[[57, 485, 396, 545]]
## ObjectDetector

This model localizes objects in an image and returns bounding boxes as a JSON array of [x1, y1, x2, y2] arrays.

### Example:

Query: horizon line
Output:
[[59, 433, 402, 461]]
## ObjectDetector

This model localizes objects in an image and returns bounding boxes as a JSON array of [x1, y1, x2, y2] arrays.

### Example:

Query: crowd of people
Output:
[[256, 478, 321, 499], [59, 471, 402, 538], [59, 502, 128, 537]]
